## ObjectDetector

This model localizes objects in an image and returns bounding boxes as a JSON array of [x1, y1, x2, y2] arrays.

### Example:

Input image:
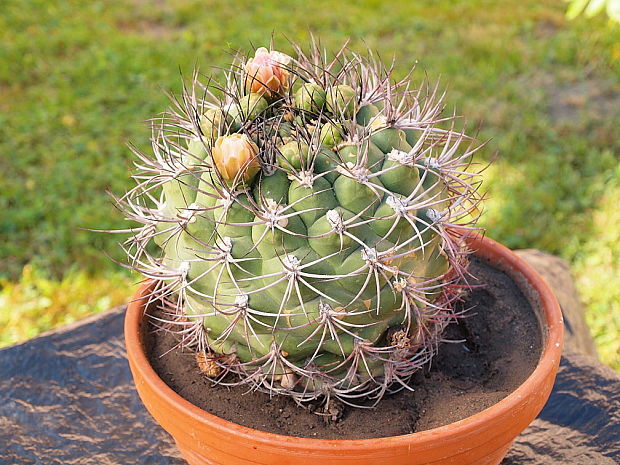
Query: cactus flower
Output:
[[244, 47, 292, 97], [212, 134, 260, 183]]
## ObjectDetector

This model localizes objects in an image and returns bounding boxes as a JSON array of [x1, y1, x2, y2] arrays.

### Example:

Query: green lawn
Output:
[[1, 0, 618, 369]]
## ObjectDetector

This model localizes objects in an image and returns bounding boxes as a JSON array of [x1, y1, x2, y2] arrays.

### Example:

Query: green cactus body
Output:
[[120, 42, 483, 406], [294, 83, 326, 112]]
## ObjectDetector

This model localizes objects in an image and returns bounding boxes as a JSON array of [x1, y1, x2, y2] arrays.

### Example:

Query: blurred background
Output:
[[1, 0, 618, 370]]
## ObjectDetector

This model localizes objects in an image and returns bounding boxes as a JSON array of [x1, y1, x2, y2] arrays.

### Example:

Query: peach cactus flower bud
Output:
[[212, 134, 260, 183], [244, 47, 292, 97]]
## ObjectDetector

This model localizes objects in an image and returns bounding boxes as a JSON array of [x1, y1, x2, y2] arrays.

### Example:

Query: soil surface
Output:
[[144, 257, 543, 439]]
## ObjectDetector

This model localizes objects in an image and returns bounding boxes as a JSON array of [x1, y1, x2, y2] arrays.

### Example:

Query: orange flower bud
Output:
[[212, 134, 260, 183], [244, 47, 292, 98]]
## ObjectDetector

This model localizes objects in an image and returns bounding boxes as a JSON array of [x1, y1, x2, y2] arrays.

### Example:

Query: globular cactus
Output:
[[118, 41, 484, 408]]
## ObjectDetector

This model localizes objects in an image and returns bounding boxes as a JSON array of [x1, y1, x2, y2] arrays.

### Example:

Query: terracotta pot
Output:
[[125, 234, 564, 465]]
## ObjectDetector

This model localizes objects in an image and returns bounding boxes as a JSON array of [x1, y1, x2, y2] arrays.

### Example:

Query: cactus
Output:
[[117, 41, 484, 409]]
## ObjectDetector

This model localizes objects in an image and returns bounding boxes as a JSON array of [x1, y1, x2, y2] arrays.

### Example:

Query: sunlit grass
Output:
[[0, 267, 137, 347], [573, 169, 620, 370]]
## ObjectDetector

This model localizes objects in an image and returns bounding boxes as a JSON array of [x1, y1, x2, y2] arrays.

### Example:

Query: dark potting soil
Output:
[[144, 257, 543, 439]]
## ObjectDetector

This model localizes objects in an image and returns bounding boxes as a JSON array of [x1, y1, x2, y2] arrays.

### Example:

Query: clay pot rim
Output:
[[125, 233, 563, 449]]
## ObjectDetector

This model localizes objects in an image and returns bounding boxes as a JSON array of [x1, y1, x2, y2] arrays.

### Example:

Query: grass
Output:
[[1, 0, 618, 369], [0, 266, 136, 346]]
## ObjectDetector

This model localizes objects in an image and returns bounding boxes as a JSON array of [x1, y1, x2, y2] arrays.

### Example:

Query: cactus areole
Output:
[[118, 42, 485, 409]]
